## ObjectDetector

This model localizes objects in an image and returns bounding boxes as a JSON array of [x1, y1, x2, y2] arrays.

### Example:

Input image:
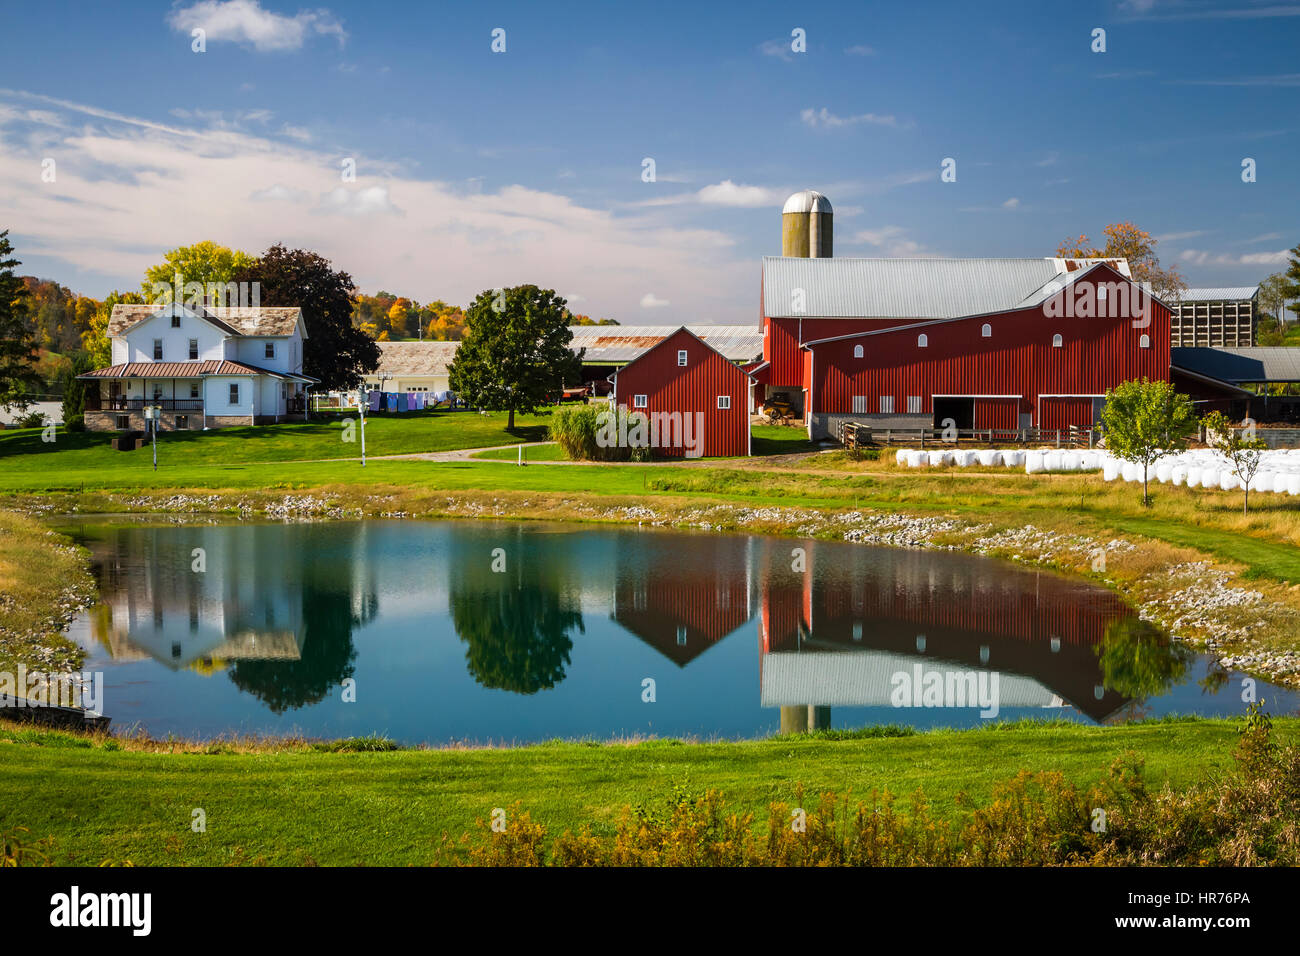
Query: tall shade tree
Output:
[[82, 290, 145, 368], [449, 285, 583, 430], [0, 230, 40, 413], [1057, 223, 1186, 302], [1202, 411, 1268, 515], [142, 240, 256, 303], [1099, 378, 1198, 506], [1283, 242, 1300, 317], [232, 245, 379, 391]]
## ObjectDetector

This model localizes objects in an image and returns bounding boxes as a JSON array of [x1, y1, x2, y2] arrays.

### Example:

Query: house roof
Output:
[[1175, 287, 1259, 303], [79, 360, 316, 382], [1171, 347, 1300, 383], [107, 304, 304, 338], [609, 326, 757, 382], [368, 341, 459, 378], [761, 256, 1132, 320], [567, 324, 764, 363]]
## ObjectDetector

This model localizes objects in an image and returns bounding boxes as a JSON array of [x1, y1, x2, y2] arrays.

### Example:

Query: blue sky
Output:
[[0, 0, 1297, 323]]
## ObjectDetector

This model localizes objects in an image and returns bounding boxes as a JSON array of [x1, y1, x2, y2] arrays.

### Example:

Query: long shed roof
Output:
[[567, 325, 764, 364], [1172, 347, 1300, 383]]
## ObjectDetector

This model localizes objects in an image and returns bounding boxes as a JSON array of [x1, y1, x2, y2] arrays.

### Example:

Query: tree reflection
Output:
[[227, 586, 360, 713], [1095, 616, 1193, 701], [449, 568, 583, 695]]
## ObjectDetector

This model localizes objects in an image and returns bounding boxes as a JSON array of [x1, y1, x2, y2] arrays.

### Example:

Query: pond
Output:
[[54, 518, 1299, 744]]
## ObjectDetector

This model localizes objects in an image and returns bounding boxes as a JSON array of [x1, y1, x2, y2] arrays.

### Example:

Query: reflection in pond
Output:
[[59, 519, 1300, 744]]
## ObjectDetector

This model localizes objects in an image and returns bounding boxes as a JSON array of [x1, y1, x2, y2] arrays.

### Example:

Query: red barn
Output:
[[802, 262, 1171, 437], [610, 326, 753, 457]]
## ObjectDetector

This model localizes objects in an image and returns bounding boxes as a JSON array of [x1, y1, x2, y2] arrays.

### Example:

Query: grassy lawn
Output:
[[471, 442, 568, 461], [0, 409, 552, 473], [750, 423, 821, 456], [1, 716, 1284, 866]]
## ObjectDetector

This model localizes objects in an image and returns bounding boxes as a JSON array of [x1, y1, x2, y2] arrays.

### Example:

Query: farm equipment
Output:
[[762, 397, 796, 424]]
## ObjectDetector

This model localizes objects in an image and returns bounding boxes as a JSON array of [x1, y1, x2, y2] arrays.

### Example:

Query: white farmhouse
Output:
[[80, 302, 318, 431]]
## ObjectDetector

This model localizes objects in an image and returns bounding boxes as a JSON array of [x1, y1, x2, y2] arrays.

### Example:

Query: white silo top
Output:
[[782, 189, 833, 214]]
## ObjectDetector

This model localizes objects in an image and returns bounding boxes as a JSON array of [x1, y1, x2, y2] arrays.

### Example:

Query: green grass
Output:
[[750, 423, 821, 456], [0, 409, 551, 473], [1, 716, 1284, 866], [471, 442, 568, 461]]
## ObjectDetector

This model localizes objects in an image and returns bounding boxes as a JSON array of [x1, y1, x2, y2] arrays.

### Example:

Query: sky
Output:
[[0, 0, 1297, 324]]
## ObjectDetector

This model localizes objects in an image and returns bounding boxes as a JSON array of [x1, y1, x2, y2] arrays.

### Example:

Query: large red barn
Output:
[[609, 326, 753, 457]]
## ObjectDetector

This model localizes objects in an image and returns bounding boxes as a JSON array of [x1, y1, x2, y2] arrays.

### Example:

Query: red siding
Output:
[[974, 397, 1021, 430], [1040, 397, 1096, 430], [613, 328, 751, 457], [765, 317, 910, 388], [808, 266, 1172, 427]]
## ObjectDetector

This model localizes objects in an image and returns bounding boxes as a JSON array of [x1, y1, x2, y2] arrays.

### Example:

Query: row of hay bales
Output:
[[893, 446, 1300, 494]]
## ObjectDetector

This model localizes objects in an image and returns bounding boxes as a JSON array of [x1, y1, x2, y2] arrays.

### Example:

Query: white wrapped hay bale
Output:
[[1255, 471, 1276, 494], [1286, 474, 1300, 496], [1079, 451, 1100, 470], [928, 450, 953, 466], [1001, 450, 1025, 468], [895, 449, 910, 466], [955, 450, 977, 466], [1042, 451, 1063, 471], [1185, 466, 1203, 488], [1171, 466, 1187, 486], [1121, 462, 1140, 483], [1102, 459, 1121, 481], [1219, 470, 1239, 492], [906, 450, 928, 468], [1024, 451, 1045, 474], [1155, 462, 1173, 483], [977, 450, 1001, 466]]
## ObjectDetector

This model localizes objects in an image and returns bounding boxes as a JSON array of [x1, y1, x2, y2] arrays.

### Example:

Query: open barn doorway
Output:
[[933, 397, 974, 431]]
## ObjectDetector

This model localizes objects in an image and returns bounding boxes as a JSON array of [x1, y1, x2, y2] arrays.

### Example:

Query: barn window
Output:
[[717, 395, 731, 409], [677, 350, 687, 366], [633, 394, 647, 409], [879, 396, 895, 414], [853, 344, 864, 358], [1139, 334, 1150, 348], [189, 339, 198, 360], [907, 395, 922, 414], [1052, 334, 1063, 347], [229, 383, 240, 405], [917, 334, 928, 348], [981, 323, 992, 338], [153, 339, 163, 360], [852, 395, 868, 414]]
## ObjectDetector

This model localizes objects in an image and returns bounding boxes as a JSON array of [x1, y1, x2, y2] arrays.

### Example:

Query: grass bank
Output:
[[2, 715, 1292, 866], [0, 512, 93, 674]]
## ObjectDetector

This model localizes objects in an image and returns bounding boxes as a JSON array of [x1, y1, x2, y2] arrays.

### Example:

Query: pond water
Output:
[[54, 518, 1299, 744]]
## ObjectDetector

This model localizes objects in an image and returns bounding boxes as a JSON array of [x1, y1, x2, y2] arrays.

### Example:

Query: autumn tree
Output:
[[142, 240, 256, 305], [449, 285, 582, 430], [0, 230, 40, 412], [1057, 223, 1186, 302], [232, 245, 379, 391], [83, 290, 144, 368]]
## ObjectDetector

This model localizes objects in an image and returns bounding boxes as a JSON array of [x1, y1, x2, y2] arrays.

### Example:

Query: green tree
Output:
[[59, 351, 96, 431], [1202, 410, 1269, 515], [232, 245, 380, 391], [0, 230, 40, 413], [1099, 378, 1198, 506], [1283, 243, 1300, 319], [142, 240, 256, 304], [449, 285, 583, 430], [82, 290, 145, 368]]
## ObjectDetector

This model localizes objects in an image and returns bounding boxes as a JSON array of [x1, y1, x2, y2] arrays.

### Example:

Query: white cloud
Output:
[[758, 38, 795, 61], [847, 225, 924, 256], [1179, 248, 1291, 266], [0, 89, 753, 322], [640, 293, 671, 308], [167, 0, 347, 53], [844, 45, 875, 56], [695, 180, 782, 207], [281, 124, 311, 142], [801, 107, 901, 129], [1154, 230, 1207, 241], [1002, 197, 1020, 209]]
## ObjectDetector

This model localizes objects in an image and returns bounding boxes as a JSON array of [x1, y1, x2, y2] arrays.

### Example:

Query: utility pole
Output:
[[356, 389, 367, 467]]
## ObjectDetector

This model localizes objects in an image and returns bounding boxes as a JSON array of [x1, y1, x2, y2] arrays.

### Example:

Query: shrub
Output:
[[549, 404, 647, 461], [14, 410, 45, 429]]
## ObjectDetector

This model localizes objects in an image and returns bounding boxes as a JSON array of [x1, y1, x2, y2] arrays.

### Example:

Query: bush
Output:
[[14, 411, 45, 429], [63, 413, 84, 432], [549, 404, 647, 461]]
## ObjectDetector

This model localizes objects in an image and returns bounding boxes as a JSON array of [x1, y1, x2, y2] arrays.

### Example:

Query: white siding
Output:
[[120, 309, 226, 363]]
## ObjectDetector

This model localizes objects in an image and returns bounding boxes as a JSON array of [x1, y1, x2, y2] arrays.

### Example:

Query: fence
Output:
[[836, 421, 1097, 449]]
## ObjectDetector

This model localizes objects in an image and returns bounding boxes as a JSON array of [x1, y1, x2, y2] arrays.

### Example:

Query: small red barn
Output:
[[610, 327, 752, 458]]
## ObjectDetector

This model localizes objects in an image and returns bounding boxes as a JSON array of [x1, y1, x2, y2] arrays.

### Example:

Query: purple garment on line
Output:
[[369, 392, 380, 412]]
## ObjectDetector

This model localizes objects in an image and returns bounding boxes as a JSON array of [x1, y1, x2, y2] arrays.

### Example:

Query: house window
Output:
[[907, 395, 923, 413], [153, 339, 163, 360], [852, 395, 868, 414], [917, 334, 928, 348], [190, 383, 200, 399], [1052, 334, 1063, 347], [853, 344, 864, 358], [981, 323, 992, 338], [677, 350, 687, 367], [265, 342, 275, 360], [171, 315, 181, 328], [115, 415, 130, 430], [717, 395, 731, 409], [879, 396, 895, 414], [229, 383, 240, 405], [189, 339, 198, 360], [153, 385, 164, 400], [633, 394, 648, 409], [1139, 334, 1150, 348], [175, 416, 187, 429]]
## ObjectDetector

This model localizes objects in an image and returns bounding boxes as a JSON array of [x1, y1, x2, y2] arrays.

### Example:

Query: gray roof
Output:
[[782, 189, 833, 214], [1172, 347, 1300, 383], [108, 303, 304, 338], [761, 256, 1132, 320], [1175, 287, 1259, 303], [369, 341, 459, 378], [567, 325, 764, 364]]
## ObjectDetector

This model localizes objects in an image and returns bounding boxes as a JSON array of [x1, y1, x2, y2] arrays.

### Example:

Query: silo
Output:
[[781, 189, 833, 257]]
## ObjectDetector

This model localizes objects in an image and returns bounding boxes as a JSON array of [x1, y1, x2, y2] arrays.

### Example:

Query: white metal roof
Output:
[[567, 324, 764, 364], [782, 189, 833, 214], [1175, 287, 1259, 303], [762, 256, 1132, 320]]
